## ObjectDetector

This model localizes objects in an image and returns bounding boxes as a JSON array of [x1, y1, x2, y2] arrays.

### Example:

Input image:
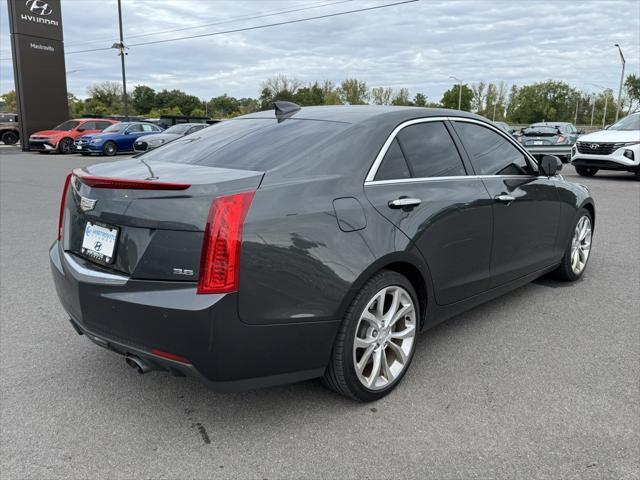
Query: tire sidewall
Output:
[[562, 208, 593, 281], [1, 131, 18, 145], [341, 272, 419, 401], [103, 141, 117, 156], [58, 137, 74, 154]]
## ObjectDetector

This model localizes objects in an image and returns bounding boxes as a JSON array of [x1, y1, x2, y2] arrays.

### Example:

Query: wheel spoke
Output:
[[386, 341, 407, 364], [354, 336, 374, 349], [367, 349, 382, 387], [384, 288, 400, 324], [356, 344, 375, 373], [391, 323, 415, 340], [381, 350, 393, 382], [571, 249, 579, 270], [361, 310, 380, 328], [375, 288, 387, 320], [389, 302, 413, 328]]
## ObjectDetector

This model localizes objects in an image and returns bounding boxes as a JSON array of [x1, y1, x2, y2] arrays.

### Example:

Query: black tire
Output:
[[575, 166, 598, 177], [550, 208, 593, 282], [634, 169, 640, 181], [560, 155, 570, 164], [322, 270, 420, 401], [80, 153, 90, 156], [1, 131, 18, 145], [102, 141, 117, 156], [58, 137, 75, 154]]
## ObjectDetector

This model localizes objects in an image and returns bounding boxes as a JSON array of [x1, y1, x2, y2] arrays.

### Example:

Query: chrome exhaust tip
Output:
[[125, 355, 151, 374]]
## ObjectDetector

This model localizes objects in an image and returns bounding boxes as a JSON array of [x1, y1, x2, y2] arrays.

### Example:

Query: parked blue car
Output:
[[74, 122, 164, 156]]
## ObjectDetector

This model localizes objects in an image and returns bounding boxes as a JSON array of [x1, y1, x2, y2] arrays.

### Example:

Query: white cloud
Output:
[[1, 0, 638, 103]]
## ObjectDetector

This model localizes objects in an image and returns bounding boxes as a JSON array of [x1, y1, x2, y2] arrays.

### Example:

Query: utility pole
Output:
[[614, 44, 626, 122], [112, 0, 129, 120], [590, 94, 596, 127], [574, 96, 580, 124], [603, 92, 609, 128], [449, 76, 463, 110], [492, 102, 497, 121]]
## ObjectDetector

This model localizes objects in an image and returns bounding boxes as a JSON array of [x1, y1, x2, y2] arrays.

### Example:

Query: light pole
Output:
[[614, 44, 626, 122], [449, 75, 462, 110], [111, 0, 129, 120], [574, 95, 580, 125], [590, 93, 596, 127], [492, 101, 497, 121]]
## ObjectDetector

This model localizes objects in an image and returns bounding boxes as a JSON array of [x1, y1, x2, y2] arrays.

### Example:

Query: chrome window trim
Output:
[[365, 174, 538, 186], [364, 115, 538, 183]]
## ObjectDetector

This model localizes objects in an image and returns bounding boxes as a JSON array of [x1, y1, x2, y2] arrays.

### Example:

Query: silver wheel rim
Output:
[[571, 215, 592, 275], [353, 285, 417, 391]]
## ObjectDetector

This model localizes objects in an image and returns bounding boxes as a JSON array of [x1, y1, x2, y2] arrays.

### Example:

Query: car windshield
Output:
[[142, 118, 349, 171], [54, 120, 80, 131], [164, 124, 191, 134], [608, 114, 640, 131], [102, 123, 127, 133]]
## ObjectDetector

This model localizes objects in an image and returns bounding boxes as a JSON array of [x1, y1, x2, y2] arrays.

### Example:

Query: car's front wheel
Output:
[[575, 166, 598, 177], [58, 137, 75, 154], [1, 131, 18, 145], [102, 141, 117, 156], [323, 270, 419, 401], [551, 209, 593, 281]]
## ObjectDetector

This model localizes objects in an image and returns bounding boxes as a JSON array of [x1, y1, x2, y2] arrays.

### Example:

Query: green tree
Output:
[[67, 93, 84, 117], [338, 78, 368, 105], [294, 82, 325, 106], [391, 88, 411, 106], [1, 90, 17, 111], [131, 85, 156, 115], [413, 93, 427, 107], [371, 87, 394, 105], [208, 94, 239, 117], [86, 81, 122, 114], [259, 75, 301, 109], [506, 80, 579, 124], [624, 74, 640, 114], [440, 84, 473, 111]]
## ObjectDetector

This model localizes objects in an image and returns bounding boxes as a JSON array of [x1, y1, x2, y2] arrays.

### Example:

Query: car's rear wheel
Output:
[[58, 137, 74, 154], [1, 131, 18, 145], [102, 141, 117, 156], [551, 209, 593, 281], [323, 270, 419, 401], [575, 166, 598, 177]]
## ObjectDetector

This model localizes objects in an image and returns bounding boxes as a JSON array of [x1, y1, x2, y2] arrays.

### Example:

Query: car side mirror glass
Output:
[[540, 155, 562, 176]]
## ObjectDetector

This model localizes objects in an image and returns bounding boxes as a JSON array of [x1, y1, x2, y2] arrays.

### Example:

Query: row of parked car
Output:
[[26, 118, 210, 156], [494, 114, 640, 179]]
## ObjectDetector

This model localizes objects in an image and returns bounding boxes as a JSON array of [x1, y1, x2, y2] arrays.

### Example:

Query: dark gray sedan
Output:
[[50, 103, 595, 401], [519, 122, 582, 162], [133, 122, 208, 152]]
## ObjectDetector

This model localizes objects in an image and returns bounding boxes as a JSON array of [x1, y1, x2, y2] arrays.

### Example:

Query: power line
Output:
[[2, 0, 417, 59], [65, 0, 354, 48], [127, 0, 418, 48]]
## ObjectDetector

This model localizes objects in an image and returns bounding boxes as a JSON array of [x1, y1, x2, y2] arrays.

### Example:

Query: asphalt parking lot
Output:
[[1, 146, 638, 480]]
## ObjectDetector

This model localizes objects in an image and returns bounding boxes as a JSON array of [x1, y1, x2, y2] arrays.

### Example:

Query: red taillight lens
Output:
[[197, 191, 255, 294], [556, 135, 566, 143], [72, 168, 190, 190], [57, 173, 72, 240]]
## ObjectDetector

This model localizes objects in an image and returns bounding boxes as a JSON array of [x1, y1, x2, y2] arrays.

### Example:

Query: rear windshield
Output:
[[142, 118, 349, 171], [523, 126, 558, 134]]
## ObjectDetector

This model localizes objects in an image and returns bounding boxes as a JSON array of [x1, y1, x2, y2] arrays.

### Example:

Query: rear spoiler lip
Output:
[[72, 168, 191, 190]]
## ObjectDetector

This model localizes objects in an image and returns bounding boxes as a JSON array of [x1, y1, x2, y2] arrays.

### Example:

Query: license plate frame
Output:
[[81, 221, 119, 265]]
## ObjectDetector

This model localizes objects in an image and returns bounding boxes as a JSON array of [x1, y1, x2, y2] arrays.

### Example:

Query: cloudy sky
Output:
[[1, 0, 639, 102]]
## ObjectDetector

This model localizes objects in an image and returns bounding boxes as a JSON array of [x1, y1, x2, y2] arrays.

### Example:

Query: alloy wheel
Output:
[[571, 215, 592, 275], [352, 286, 416, 390], [59, 138, 74, 154]]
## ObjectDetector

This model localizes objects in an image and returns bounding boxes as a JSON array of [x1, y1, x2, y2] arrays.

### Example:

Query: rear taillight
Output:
[[72, 168, 190, 190], [556, 135, 566, 143], [197, 191, 255, 294], [57, 173, 72, 240], [150, 348, 191, 365]]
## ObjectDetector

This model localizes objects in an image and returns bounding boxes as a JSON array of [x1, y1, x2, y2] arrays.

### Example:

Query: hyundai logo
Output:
[[589, 143, 600, 150], [94, 241, 103, 252], [80, 196, 97, 212], [26, 0, 52, 16]]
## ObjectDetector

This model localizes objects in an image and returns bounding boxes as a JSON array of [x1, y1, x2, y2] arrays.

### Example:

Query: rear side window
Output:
[[96, 121, 113, 130], [127, 124, 143, 133], [143, 119, 349, 171], [375, 139, 411, 181], [395, 122, 466, 178], [455, 122, 532, 176]]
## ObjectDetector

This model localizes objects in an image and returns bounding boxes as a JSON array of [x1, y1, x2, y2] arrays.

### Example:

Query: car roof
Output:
[[74, 118, 118, 122], [531, 122, 570, 126], [240, 105, 491, 126]]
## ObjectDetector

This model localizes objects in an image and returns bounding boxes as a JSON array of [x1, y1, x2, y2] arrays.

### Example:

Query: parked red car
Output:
[[28, 119, 118, 154]]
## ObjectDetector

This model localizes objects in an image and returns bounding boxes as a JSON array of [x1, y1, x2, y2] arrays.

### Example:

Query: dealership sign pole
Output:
[[7, 0, 69, 150]]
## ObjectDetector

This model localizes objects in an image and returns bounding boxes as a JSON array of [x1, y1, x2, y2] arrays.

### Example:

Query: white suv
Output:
[[571, 113, 640, 180]]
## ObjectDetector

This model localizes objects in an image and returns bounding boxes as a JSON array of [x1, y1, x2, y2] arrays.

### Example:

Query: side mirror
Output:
[[604, 124, 610, 130], [540, 155, 562, 176], [77, 128, 86, 132]]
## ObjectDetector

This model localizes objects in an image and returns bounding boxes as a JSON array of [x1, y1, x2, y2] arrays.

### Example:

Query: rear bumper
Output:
[[49, 241, 337, 391], [523, 144, 572, 157]]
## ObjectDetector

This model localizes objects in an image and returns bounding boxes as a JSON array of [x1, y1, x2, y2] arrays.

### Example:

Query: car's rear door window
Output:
[[395, 122, 467, 178]]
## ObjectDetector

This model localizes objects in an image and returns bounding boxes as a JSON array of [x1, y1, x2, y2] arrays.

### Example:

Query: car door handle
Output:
[[495, 194, 515, 204], [388, 198, 422, 209]]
